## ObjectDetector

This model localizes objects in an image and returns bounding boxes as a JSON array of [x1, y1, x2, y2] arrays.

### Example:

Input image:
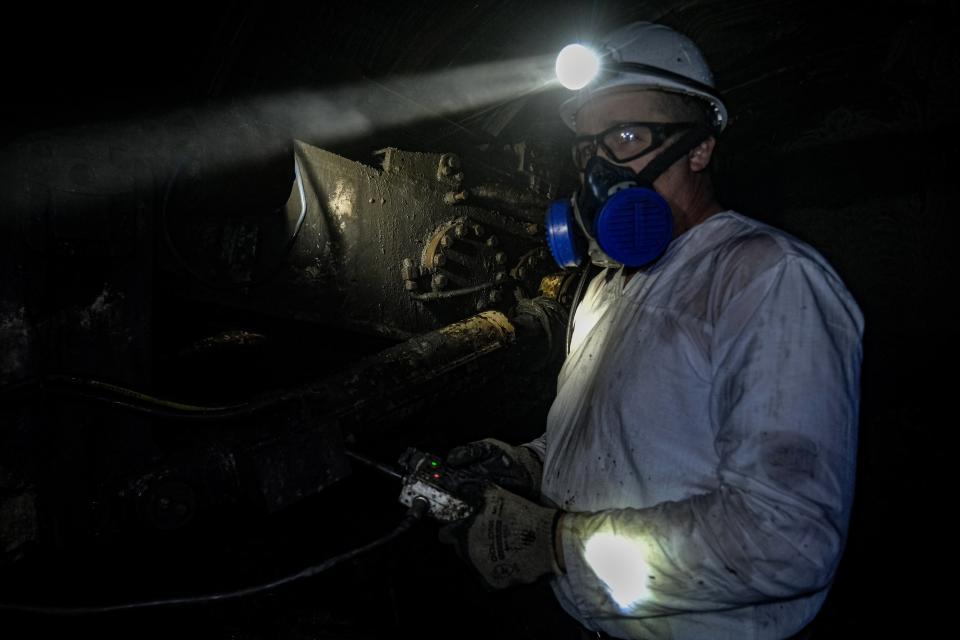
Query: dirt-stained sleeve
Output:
[[522, 433, 547, 463]]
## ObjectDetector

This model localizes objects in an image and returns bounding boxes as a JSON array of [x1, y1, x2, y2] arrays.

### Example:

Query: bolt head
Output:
[[494, 251, 507, 264], [439, 155, 460, 177], [486, 235, 499, 247], [401, 259, 418, 280]]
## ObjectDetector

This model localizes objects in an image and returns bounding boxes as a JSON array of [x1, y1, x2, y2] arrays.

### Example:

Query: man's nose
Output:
[[595, 145, 616, 163]]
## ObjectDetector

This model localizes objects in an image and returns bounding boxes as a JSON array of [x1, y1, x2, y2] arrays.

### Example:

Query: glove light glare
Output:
[[584, 532, 651, 611]]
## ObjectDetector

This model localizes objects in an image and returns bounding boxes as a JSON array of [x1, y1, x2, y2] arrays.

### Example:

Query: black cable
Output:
[[45, 375, 248, 413], [345, 449, 404, 482], [408, 282, 494, 301], [50, 388, 258, 421], [514, 297, 566, 355], [0, 500, 428, 616], [41, 375, 277, 421], [565, 264, 592, 355]]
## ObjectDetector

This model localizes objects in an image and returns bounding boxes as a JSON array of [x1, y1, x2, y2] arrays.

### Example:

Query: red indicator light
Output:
[[432, 473, 441, 479]]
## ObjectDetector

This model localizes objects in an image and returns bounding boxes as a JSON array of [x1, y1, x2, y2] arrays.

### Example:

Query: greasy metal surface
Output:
[[536, 273, 567, 301], [547, 270, 584, 307], [92, 310, 523, 527], [165, 141, 554, 338], [0, 123, 558, 558], [299, 310, 518, 443], [511, 247, 554, 298], [418, 216, 505, 302], [464, 310, 515, 338], [174, 330, 268, 359]]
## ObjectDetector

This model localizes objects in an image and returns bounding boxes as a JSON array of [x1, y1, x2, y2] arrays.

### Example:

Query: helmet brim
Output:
[[559, 76, 728, 133]]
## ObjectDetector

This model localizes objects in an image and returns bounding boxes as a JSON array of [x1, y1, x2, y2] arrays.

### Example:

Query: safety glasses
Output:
[[572, 122, 697, 171]]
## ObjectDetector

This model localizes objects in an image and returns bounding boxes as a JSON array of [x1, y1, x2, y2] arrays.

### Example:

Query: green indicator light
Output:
[[430, 460, 439, 467]]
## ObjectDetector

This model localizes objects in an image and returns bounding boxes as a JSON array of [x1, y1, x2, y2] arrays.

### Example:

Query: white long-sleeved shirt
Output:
[[524, 211, 863, 640]]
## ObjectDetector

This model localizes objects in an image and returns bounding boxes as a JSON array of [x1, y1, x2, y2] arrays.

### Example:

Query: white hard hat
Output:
[[559, 22, 728, 132]]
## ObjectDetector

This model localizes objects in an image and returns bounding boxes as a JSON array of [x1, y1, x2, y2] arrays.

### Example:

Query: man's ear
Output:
[[688, 136, 716, 173]]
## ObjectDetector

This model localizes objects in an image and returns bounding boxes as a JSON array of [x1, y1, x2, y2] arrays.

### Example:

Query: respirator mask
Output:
[[546, 123, 713, 269]]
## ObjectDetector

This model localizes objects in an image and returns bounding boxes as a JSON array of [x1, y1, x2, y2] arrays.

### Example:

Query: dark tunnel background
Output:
[[0, 1, 954, 637]]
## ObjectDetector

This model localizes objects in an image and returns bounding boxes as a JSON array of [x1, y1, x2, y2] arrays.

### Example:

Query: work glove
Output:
[[445, 438, 543, 500], [439, 484, 561, 590]]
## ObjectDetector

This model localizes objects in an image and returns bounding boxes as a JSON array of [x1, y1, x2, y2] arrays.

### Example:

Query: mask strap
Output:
[[571, 191, 589, 234], [636, 125, 713, 185]]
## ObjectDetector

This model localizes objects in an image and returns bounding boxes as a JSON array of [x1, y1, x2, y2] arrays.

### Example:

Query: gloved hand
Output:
[[445, 438, 543, 500], [440, 484, 561, 590]]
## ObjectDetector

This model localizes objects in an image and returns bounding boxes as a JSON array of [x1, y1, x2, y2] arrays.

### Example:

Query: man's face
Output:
[[574, 87, 684, 179], [573, 87, 714, 238]]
